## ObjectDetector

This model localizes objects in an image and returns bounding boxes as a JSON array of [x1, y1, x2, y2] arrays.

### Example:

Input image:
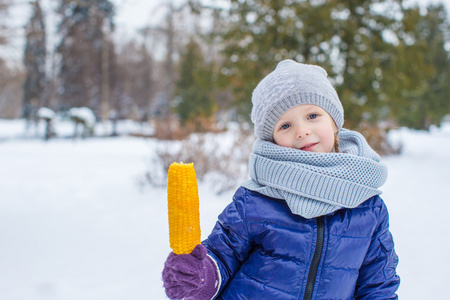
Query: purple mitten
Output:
[[162, 244, 219, 300]]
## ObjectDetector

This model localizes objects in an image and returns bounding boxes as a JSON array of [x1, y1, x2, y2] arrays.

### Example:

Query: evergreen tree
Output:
[[56, 0, 115, 114], [215, 0, 336, 119], [387, 4, 450, 130], [214, 0, 403, 126], [174, 38, 216, 130], [330, 0, 402, 128], [22, 0, 46, 119]]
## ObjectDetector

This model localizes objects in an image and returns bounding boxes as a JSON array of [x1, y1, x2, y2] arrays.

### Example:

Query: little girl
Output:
[[162, 60, 400, 299]]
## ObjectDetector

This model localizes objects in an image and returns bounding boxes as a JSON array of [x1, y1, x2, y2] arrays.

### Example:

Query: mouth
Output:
[[300, 142, 319, 151]]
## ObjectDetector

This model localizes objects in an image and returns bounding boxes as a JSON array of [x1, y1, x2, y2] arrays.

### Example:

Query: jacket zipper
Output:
[[303, 216, 325, 300]]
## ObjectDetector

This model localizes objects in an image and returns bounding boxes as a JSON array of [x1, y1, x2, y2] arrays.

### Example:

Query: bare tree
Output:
[[0, 0, 10, 45], [148, 0, 194, 118], [22, 0, 47, 121], [0, 59, 25, 118], [113, 40, 156, 120], [55, 0, 115, 116], [0, 0, 24, 119]]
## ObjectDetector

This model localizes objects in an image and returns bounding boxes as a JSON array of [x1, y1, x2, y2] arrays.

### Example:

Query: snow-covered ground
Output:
[[0, 119, 449, 299]]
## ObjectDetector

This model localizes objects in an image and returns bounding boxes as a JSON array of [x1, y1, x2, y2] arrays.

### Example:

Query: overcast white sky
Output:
[[2, 0, 449, 65]]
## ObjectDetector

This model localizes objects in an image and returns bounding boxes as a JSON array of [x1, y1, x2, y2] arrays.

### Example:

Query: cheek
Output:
[[319, 126, 336, 150], [326, 129, 336, 141], [274, 135, 291, 148]]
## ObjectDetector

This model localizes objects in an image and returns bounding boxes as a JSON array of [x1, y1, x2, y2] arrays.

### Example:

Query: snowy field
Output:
[[0, 119, 449, 300]]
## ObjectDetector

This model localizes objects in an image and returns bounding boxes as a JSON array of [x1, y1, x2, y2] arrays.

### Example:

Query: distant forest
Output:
[[0, 0, 449, 138]]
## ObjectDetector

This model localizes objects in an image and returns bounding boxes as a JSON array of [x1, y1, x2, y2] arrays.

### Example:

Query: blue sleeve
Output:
[[354, 199, 400, 299], [202, 189, 253, 296]]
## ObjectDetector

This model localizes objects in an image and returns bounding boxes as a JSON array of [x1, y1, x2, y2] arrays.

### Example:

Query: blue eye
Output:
[[280, 123, 291, 130], [308, 113, 318, 120]]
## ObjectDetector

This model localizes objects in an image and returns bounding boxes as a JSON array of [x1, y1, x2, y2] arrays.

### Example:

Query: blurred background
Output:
[[0, 0, 449, 299], [0, 0, 449, 142]]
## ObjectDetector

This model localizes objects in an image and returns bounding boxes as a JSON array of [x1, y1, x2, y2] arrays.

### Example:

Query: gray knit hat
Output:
[[251, 59, 344, 141]]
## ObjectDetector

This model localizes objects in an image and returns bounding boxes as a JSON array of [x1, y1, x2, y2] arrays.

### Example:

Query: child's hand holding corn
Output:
[[162, 162, 219, 300]]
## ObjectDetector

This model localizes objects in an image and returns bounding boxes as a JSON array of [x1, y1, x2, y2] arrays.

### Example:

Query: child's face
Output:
[[273, 104, 338, 153]]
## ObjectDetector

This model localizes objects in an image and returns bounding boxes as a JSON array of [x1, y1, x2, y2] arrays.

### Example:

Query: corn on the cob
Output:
[[167, 162, 201, 255]]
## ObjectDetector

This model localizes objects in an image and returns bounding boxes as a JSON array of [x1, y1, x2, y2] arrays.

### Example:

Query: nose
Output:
[[296, 126, 311, 139]]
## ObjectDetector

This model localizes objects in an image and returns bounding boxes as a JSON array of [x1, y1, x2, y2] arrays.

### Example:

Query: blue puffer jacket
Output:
[[203, 187, 400, 299]]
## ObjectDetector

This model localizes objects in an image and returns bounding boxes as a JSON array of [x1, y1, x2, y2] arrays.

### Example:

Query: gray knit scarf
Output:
[[242, 129, 388, 219]]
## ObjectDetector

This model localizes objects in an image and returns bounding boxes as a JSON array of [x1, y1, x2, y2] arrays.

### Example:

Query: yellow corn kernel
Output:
[[167, 162, 201, 255]]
